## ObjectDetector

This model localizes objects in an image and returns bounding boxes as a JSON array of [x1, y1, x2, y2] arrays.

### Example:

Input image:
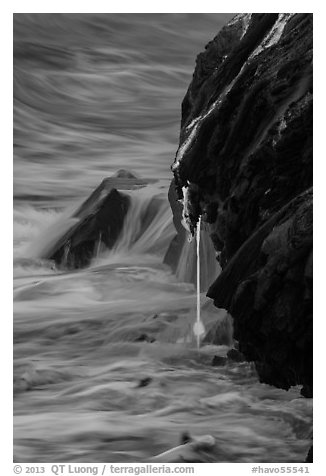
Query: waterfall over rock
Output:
[[164, 179, 220, 290], [26, 173, 173, 269]]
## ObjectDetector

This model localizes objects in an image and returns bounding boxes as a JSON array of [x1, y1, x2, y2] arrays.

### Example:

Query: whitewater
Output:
[[13, 14, 312, 463]]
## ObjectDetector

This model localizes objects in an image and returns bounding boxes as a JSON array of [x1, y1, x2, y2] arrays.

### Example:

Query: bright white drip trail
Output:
[[193, 215, 205, 349], [196, 216, 201, 349]]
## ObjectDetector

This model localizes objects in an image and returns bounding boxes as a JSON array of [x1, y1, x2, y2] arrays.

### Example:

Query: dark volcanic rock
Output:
[[301, 384, 313, 399], [86, 172, 156, 191], [113, 169, 137, 179], [202, 313, 233, 346], [44, 179, 130, 268], [170, 14, 312, 393], [227, 348, 245, 363], [305, 445, 313, 463], [36, 170, 159, 268], [180, 432, 192, 445], [137, 377, 152, 388], [211, 355, 227, 366], [134, 334, 156, 343]]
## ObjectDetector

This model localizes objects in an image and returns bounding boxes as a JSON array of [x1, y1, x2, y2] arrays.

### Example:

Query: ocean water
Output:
[[13, 13, 312, 463]]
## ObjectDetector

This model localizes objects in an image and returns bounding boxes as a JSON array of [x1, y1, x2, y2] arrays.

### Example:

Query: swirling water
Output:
[[13, 14, 312, 463]]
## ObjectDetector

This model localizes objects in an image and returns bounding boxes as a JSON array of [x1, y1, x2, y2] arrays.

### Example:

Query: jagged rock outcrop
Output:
[[49, 180, 130, 268], [34, 171, 155, 268], [170, 14, 312, 394], [32, 171, 162, 268]]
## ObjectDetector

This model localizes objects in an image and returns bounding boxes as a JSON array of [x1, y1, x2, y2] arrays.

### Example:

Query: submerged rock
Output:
[[180, 432, 192, 444], [170, 14, 312, 393], [134, 334, 156, 343], [211, 355, 227, 366], [151, 434, 216, 463], [137, 377, 152, 388]]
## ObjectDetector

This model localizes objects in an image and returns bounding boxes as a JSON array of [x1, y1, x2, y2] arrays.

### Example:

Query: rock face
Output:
[[31, 171, 165, 269], [33, 171, 163, 268], [49, 180, 130, 268], [32, 177, 133, 268], [171, 14, 312, 394], [202, 313, 233, 346]]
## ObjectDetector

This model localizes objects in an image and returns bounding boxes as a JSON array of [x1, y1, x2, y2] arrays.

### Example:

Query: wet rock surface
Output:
[[211, 355, 227, 366], [227, 348, 245, 363], [171, 14, 312, 393], [49, 181, 130, 268], [202, 313, 233, 346], [37, 172, 158, 268]]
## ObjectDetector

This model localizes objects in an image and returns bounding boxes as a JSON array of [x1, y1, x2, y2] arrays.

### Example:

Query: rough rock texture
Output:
[[49, 180, 130, 268], [171, 14, 312, 394], [202, 313, 233, 346], [36, 170, 159, 268]]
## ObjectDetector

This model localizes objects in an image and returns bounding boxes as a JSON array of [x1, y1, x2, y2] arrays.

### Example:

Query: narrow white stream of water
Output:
[[193, 216, 205, 348]]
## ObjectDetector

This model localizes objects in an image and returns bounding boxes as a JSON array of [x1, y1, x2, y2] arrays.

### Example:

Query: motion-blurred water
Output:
[[13, 13, 312, 463]]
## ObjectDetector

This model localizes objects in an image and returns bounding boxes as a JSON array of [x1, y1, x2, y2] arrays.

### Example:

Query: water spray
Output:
[[192, 215, 205, 349]]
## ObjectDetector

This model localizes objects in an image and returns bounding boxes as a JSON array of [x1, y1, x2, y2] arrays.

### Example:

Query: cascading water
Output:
[[111, 186, 175, 258], [175, 222, 220, 291], [193, 216, 205, 349]]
